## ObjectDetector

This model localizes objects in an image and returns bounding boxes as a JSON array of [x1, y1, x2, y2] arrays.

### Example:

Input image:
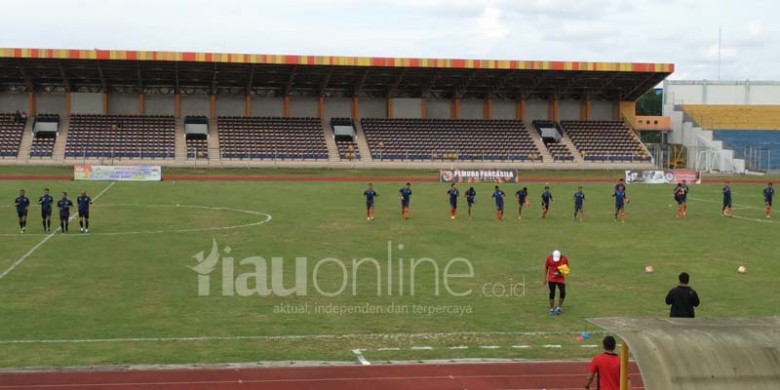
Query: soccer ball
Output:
[[737, 266, 747, 274], [644, 265, 654, 273]]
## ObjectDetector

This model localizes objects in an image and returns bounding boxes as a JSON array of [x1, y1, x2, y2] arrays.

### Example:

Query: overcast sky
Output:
[[1, 0, 777, 81]]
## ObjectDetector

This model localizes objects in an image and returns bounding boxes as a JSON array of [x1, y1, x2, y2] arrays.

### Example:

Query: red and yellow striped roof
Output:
[[0, 48, 674, 73]]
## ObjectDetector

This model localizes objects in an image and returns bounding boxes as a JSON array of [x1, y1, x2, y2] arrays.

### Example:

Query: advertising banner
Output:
[[625, 169, 700, 184], [439, 169, 519, 183], [74, 165, 162, 181]]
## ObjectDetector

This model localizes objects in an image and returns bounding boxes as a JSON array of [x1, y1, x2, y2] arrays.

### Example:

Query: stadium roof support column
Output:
[[210, 95, 217, 119], [283, 96, 290, 118], [244, 94, 251, 117], [174, 93, 181, 119], [27, 91, 36, 116], [102, 92, 108, 114], [515, 98, 526, 121], [64, 91, 72, 117], [580, 96, 591, 120], [484, 97, 493, 119], [619, 101, 636, 123], [451, 96, 460, 119], [547, 97, 559, 122], [139, 93, 145, 115], [351, 96, 359, 120], [386, 97, 393, 118], [318, 96, 325, 119], [421, 96, 427, 119]]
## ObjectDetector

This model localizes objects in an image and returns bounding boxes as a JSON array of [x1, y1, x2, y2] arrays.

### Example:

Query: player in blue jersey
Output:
[[465, 187, 476, 220], [541, 186, 553, 219], [14, 189, 30, 233], [447, 183, 460, 220], [722, 181, 732, 217], [681, 179, 690, 216], [613, 187, 627, 223], [492, 185, 506, 221], [515, 187, 529, 220], [399, 182, 412, 220], [38, 188, 54, 232], [673, 183, 686, 219], [573, 186, 586, 222], [764, 182, 774, 219], [57, 192, 73, 233], [363, 183, 378, 221], [76, 190, 93, 233]]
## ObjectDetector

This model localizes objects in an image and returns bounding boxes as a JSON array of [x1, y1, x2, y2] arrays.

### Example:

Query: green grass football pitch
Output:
[[0, 176, 778, 368]]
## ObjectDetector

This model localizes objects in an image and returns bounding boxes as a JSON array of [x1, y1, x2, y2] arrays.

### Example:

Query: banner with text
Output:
[[74, 165, 162, 181], [625, 169, 700, 184], [439, 169, 520, 183]]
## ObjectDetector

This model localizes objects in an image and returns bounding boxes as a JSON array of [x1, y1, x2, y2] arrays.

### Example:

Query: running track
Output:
[[0, 362, 644, 390]]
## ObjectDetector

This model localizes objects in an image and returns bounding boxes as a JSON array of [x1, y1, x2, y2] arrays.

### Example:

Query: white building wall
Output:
[[0, 92, 28, 112], [460, 99, 482, 119], [361, 98, 385, 118], [216, 95, 245, 116], [664, 80, 780, 106], [325, 97, 352, 119], [71, 92, 102, 114], [108, 93, 138, 115], [526, 99, 547, 121], [145, 94, 174, 115], [427, 99, 450, 119], [181, 95, 210, 116], [252, 97, 283, 117], [290, 97, 318, 117], [559, 100, 579, 120], [591, 101, 615, 120], [394, 98, 421, 118], [36, 93, 66, 115], [493, 100, 515, 119]]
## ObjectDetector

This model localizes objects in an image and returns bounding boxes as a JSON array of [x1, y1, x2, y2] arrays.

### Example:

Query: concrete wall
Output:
[[108, 93, 138, 115], [290, 97, 318, 117], [216, 95, 245, 116], [252, 96, 283, 116], [325, 97, 351, 119], [71, 92, 102, 114], [663, 80, 780, 105], [559, 100, 580, 120], [181, 95, 210, 116], [427, 99, 450, 119], [493, 100, 515, 120], [361, 98, 385, 118], [394, 98, 422, 118], [145, 94, 175, 115], [460, 99, 482, 119], [591, 100, 615, 120], [526, 99, 547, 121], [36, 92, 65, 115], [0, 92, 28, 112]]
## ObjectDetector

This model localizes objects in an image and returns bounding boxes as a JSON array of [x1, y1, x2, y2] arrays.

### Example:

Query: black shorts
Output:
[[548, 282, 566, 299], [79, 211, 89, 218], [575, 204, 583, 212], [450, 201, 457, 209], [766, 199, 773, 206], [467, 199, 475, 206], [541, 202, 550, 210], [675, 197, 683, 205], [42, 209, 52, 218], [401, 200, 410, 208], [366, 201, 374, 209], [17, 210, 27, 218], [59, 213, 70, 220], [723, 200, 732, 208]]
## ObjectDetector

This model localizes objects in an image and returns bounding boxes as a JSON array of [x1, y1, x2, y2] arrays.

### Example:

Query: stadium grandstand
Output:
[[664, 80, 780, 173], [0, 48, 672, 168]]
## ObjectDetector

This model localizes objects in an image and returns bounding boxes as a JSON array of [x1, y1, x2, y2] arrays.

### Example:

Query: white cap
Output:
[[552, 250, 561, 262]]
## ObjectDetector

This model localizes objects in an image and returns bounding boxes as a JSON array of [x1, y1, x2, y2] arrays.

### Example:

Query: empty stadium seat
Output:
[[683, 105, 780, 130], [64, 114, 175, 159], [560, 120, 651, 162], [217, 117, 329, 160], [0, 113, 26, 157], [361, 118, 543, 162]]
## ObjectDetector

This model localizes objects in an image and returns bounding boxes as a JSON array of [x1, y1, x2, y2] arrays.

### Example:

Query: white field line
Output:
[[0, 182, 116, 280], [351, 349, 371, 365], [0, 204, 273, 237], [0, 330, 605, 345], [688, 196, 777, 224]]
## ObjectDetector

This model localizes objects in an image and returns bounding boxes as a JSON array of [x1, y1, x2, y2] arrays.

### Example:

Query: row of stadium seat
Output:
[[561, 120, 652, 162], [218, 117, 328, 160], [0, 113, 25, 157], [65, 115, 175, 159]]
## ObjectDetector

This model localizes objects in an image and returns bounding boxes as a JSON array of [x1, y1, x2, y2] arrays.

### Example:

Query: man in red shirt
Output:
[[584, 335, 621, 390], [542, 249, 568, 315]]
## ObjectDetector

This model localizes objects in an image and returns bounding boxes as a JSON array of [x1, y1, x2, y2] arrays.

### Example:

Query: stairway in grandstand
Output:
[[17, 116, 34, 159], [207, 118, 220, 162], [525, 124, 554, 163], [174, 117, 186, 162], [51, 115, 70, 161], [321, 120, 341, 162], [353, 120, 373, 162]]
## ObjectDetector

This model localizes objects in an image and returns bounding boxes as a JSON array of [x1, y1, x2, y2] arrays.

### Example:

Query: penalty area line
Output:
[[0, 181, 116, 281], [0, 330, 606, 345]]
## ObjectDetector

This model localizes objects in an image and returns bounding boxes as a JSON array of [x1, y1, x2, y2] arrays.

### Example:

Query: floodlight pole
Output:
[[620, 340, 629, 390]]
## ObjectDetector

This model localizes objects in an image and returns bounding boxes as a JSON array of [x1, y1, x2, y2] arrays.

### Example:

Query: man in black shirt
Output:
[[665, 272, 700, 318]]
